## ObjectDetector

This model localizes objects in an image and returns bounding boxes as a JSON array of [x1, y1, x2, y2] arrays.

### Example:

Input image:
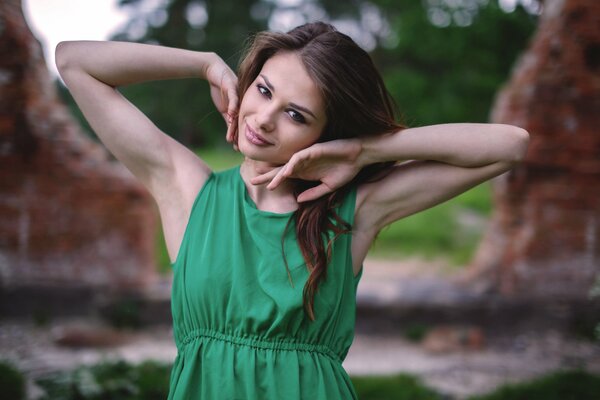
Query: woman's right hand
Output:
[[205, 55, 239, 150]]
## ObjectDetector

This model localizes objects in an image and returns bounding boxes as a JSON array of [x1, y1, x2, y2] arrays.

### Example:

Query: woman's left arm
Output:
[[254, 122, 529, 234], [354, 123, 529, 236]]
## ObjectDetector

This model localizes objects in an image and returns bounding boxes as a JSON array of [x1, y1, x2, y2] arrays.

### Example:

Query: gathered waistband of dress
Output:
[[180, 328, 343, 364]]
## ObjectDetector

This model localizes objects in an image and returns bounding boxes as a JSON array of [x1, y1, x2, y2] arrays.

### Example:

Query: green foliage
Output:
[[32, 308, 51, 327], [569, 314, 600, 342], [403, 323, 431, 343], [0, 361, 26, 400], [70, 0, 537, 148], [110, 0, 271, 148], [373, 0, 537, 126], [351, 373, 444, 400], [155, 225, 172, 275], [32, 359, 600, 400], [36, 360, 171, 400], [588, 273, 600, 342], [102, 298, 142, 329], [58, 0, 533, 275], [467, 369, 600, 400], [196, 147, 244, 170]]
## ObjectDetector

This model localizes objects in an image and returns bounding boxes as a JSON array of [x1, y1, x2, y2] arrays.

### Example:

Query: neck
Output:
[[240, 158, 298, 213]]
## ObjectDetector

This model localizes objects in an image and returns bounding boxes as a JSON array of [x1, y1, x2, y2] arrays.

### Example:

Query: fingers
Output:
[[225, 119, 239, 151], [227, 88, 238, 117], [250, 167, 281, 185], [225, 113, 234, 141], [225, 88, 239, 149], [266, 164, 292, 190], [297, 184, 333, 203], [232, 127, 239, 152]]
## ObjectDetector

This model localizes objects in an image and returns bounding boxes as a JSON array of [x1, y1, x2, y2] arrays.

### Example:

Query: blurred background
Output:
[[1, 0, 599, 399]]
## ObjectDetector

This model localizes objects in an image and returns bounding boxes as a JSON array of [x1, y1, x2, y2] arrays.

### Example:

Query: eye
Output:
[[257, 84, 271, 98], [287, 109, 306, 124]]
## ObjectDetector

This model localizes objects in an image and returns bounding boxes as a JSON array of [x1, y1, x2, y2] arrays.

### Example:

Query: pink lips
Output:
[[245, 124, 273, 146]]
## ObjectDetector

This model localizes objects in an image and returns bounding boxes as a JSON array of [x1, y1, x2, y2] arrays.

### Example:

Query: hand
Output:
[[205, 55, 239, 150], [251, 139, 364, 202]]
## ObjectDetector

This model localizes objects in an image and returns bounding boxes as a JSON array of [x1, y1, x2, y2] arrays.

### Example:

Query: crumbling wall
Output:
[[468, 0, 600, 299], [0, 0, 159, 292]]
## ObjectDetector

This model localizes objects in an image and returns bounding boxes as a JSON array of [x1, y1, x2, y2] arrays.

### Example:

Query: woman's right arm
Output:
[[55, 41, 236, 198], [55, 41, 238, 262]]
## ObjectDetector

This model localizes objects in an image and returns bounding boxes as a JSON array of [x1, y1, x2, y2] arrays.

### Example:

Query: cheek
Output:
[[285, 128, 322, 151]]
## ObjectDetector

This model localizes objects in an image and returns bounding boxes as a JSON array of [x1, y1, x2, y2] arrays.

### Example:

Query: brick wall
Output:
[[467, 0, 600, 299], [0, 0, 159, 292]]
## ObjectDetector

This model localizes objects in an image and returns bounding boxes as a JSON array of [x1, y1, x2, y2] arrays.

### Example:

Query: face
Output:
[[237, 51, 327, 166]]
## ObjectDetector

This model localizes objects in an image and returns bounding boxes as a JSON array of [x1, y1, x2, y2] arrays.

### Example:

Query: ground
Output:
[[1, 258, 599, 399]]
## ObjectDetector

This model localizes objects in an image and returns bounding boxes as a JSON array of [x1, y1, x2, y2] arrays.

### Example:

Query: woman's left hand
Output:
[[251, 139, 364, 202]]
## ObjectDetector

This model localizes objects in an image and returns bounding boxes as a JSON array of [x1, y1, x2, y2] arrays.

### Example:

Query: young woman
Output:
[[56, 22, 529, 400]]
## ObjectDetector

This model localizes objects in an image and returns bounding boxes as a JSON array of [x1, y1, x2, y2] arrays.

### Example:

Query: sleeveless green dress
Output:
[[168, 165, 363, 399]]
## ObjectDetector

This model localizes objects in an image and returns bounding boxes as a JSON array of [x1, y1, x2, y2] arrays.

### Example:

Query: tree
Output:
[[74, 0, 536, 147], [109, 0, 271, 147]]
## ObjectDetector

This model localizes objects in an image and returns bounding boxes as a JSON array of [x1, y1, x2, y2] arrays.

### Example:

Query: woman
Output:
[[56, 22, 529, 400]]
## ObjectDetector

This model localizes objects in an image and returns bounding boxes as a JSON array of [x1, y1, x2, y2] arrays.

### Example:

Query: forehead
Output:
[[259, 52, 324, 113]]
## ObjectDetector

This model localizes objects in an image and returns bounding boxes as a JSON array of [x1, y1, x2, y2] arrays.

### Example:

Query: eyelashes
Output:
[[257, 84, 270, 98], [255, 84, 306, 124]]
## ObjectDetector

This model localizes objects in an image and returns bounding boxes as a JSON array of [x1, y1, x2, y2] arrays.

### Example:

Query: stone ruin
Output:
[[0, 0, 159, 316], [467, 0, 600, 302]]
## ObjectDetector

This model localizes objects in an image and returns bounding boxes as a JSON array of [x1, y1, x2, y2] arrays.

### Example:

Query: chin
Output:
[[238, 145, 283, 165]]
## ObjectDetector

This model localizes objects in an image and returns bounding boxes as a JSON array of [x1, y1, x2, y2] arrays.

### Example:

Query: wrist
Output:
[[357, 133, 386, 166], [199, 52, 219, 79], [353, 138, 369, 168], [360, 130, 406, 166], [200, 52, 227, 80]]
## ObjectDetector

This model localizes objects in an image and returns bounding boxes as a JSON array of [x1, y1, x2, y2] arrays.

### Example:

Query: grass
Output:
[[155, 148, 493, 274], [466, 369, 600, 400], [35, 360, 171, 400], [195, 146, 244, 169], [0, 361, 26, 400], [351, 373, 445, 399], [369, 181, 492, 268], [31, 361, 600, 400]]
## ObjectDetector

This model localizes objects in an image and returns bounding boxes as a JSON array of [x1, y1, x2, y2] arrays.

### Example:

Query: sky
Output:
[[23, 0, 129, 77]]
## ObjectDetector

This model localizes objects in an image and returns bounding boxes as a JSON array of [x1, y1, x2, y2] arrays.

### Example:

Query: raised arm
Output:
[[55, 40, 237, 197], [355, 123, 529, 217], [350, 123, 529, 263], [254, 123, 529, 272], [55, 40, 238, 263]]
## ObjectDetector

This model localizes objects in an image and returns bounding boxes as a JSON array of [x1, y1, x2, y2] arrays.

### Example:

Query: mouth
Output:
[[245, 124, 274, 146]]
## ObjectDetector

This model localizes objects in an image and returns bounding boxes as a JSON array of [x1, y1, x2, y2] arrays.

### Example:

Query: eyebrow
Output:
[[260, 74, 318, 120]]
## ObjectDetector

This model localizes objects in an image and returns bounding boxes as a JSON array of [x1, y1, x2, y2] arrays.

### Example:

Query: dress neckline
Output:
[[237, 165, 296, 218]]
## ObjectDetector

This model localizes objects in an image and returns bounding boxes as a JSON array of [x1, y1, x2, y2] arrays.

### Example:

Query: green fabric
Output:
[[168, 165, 363, 399]]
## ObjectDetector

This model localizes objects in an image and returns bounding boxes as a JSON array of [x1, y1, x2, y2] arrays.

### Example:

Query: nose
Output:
[[255, 104, 276, 132]]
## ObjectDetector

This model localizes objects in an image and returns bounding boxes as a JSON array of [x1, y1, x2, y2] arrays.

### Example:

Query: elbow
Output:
[[55, 41, 79, 77], [512, 126, 530, 163], [500, 125, 529, 165]]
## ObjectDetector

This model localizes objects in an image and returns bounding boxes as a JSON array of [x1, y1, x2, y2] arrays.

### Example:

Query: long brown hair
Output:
[[236, 22, 405, 321]]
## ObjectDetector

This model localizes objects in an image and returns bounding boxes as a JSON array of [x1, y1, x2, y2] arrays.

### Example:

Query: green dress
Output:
[[168, 165, 363, 399]]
